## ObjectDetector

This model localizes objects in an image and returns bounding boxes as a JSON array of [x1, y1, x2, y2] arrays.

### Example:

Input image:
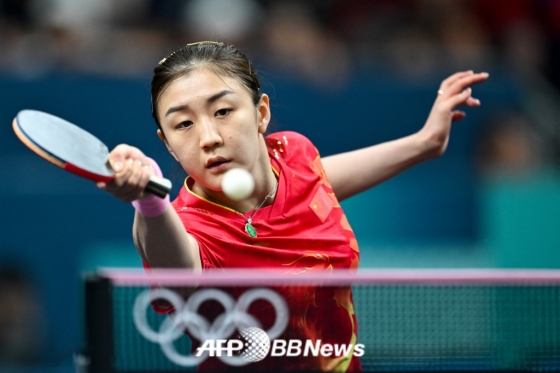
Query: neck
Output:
[[194, 167, 277, 214]]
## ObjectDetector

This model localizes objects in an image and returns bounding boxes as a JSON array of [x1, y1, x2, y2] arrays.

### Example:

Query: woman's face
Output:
[[156, 68, 270, 192]]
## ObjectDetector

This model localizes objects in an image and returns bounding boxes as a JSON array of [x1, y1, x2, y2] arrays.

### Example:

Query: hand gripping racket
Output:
[[13, 109, 172, 198]]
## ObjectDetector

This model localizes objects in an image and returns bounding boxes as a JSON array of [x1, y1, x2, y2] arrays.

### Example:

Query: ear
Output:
[[157, 129, 179, 161], [256, 94, 271, 134]]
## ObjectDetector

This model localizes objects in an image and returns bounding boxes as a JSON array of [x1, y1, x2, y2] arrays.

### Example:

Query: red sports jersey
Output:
[[146, 131, 361, 371]]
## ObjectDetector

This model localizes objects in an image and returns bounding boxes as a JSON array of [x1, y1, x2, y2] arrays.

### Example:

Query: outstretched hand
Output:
[[419, 70, 489, 158], [97, 144, 155, 203]]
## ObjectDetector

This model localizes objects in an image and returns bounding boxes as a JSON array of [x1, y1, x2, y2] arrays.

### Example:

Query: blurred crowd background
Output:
[[2, 0, 560, 371], [0, 0, 559, 86]]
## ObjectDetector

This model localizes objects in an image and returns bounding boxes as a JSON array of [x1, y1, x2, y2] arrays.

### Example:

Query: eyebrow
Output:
[[164, 90, 235, 117]]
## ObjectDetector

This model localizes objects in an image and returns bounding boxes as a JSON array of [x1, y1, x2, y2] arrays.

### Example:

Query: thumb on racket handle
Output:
[[146, 174, 172, 198]]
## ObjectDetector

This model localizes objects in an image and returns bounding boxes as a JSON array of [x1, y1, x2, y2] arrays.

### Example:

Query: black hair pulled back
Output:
[[151, 41, 261, 129]]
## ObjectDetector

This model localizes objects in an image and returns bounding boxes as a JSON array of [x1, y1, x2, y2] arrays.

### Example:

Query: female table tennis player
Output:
[[98, 41, 488, 371]]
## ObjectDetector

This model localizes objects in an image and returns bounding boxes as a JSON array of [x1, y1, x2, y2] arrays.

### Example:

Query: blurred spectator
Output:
[[469, 0, 546, 80], [326, 0, 422, 76], [183, 0, 265, 47], [475, 112, 545, 178], [0, 263, 46, 367], [0, 0, 174, 77], [260, 1, 352, 89], [326, 0, 495, 80], [30, 0, 173, 77], [381, 23, 440, 80], [501, 20, 547, 80], [421, 0, 495, 73]]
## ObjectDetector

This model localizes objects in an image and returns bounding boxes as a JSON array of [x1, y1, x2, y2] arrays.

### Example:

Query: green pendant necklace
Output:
[[244, 179, 278, 238]]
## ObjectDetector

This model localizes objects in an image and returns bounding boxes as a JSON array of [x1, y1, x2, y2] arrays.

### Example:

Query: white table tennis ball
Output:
[[222, 168, 255, 201]]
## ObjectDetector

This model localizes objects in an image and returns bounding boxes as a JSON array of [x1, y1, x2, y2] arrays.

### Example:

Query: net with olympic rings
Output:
[[82, 268, 560, 372]]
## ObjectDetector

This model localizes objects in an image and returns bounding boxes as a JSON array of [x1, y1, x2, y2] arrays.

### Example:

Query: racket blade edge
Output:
[[13, 118, 67, 169], [64, 162, 114, 183]]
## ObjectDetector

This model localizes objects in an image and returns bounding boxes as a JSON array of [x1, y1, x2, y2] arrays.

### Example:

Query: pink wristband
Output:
[[131, 158, 170, 217]]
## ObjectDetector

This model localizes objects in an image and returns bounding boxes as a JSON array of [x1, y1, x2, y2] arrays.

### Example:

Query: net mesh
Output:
[[355, 285, 560, 371], [112, 286, 193, 372], [85, 270, 560, 372]]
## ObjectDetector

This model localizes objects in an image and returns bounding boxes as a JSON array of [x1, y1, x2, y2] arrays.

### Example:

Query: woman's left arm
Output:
[[322, 71, 489, 201]]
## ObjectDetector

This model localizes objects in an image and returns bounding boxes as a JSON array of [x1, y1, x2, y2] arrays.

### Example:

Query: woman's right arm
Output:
[[133, 208, 201, 270], [98, 144, 202, 271]]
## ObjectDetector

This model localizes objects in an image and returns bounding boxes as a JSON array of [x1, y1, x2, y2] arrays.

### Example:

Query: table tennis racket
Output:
[[12, 109, 172, 198]]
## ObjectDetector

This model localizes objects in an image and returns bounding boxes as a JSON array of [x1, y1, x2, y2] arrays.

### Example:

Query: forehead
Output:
[[159, 68, 247, 105]]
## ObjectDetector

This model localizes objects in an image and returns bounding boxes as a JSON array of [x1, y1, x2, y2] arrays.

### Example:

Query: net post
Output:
[[84, 273, 114, 373]]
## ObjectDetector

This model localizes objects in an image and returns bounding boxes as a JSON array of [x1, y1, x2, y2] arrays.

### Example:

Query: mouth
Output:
[[206, 157, 231, 171]]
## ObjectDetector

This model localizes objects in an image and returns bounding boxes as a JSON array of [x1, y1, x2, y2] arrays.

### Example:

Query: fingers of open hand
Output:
[[440, 71, 476, 91], [438, 71, 488, 100], [436, 72, 488, 112], [465, 95, 481, 107], [439, 71, 488, 95], [451, 111, 466, 123]]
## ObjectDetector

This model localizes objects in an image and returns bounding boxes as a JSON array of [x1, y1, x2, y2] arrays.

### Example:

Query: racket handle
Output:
[[146, 175, 172, 198]]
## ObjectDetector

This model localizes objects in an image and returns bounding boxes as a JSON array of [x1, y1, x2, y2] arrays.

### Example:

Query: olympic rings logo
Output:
[[133, 287, 289, 367]]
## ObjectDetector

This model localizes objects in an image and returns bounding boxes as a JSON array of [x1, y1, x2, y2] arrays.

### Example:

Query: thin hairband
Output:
[[158, 41, 221, 66]]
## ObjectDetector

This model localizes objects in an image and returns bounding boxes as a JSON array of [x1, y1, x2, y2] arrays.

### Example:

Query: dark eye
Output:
[[216, 108, 231, 117], [176, 121, 192, 129]]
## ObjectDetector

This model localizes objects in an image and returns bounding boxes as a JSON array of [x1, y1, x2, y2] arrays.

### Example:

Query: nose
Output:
[[198, 119, 223, 149]]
